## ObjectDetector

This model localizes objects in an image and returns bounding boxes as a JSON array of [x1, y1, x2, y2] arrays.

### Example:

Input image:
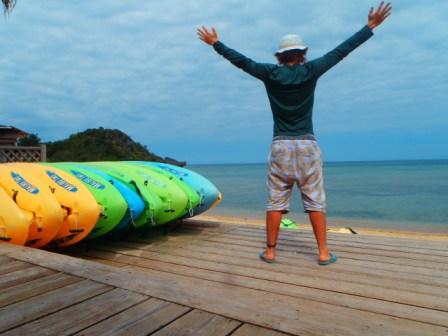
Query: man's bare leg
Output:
[[308, 211, 331, 261], [263, 210, 283, 260]]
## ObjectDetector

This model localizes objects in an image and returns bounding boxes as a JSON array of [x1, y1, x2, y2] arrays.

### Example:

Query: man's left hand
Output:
[[197, 26, 219, 46]]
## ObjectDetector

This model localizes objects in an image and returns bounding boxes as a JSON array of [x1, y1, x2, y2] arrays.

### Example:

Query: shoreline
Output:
[[192, 214, 448, 241]]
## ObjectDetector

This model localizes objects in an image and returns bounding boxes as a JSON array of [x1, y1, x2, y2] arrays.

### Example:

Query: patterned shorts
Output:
[[266, 140, 326, 213]]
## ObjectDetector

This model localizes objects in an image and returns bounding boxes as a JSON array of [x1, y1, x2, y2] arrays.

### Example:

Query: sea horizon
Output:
[[190, 159, 448, 234], [191, 158, 448, 167]]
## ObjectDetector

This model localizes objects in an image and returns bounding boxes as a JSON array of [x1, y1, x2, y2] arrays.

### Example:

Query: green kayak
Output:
[[125, 161, 200, 218], [102, 162, 189, 225], [88, 162, 166, 228], [45, 163, 128, 239]]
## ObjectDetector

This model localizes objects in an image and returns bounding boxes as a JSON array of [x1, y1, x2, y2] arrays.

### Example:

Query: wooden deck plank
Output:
[[78, 248, 448, 327], [0, 266, 55, 290], [150, 309, 241, 336], [3, 288, 147, 336], [131, 237, 448, 287], [146, 230, 448, 273], [2, 244, 446, 336], [0, 256, 16, 266], [75, 298, 191, 336], [0, 256, 12, 264], [230, 227, 448, 259], [232, 324, 292, 336], [0, 280, 111, 333], [0, 260, 33, 276], [175, 227, 448, 267], [179, 238, 448, 280], [134, 226, 448, 269], [110, 239, 448, 287], [135, 225, 448, 264], [186, 216, 448, 238], [183, 221, 448, 250], [89, 242, 448, 301], [0, 273, 82, 308], [63, 253, 129, 268]]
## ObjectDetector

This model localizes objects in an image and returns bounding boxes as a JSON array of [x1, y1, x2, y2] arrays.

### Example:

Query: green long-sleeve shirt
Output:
[[213, 25, 374, 137]]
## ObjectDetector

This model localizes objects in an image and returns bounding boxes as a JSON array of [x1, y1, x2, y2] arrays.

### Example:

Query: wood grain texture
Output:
[[0, 280, 111, 333], [0, 272, 81, 308], [4, 288, 147, 336], [75, 298, 190, 336]]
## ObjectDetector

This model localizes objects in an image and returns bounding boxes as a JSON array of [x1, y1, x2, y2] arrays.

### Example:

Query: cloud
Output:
[[1, 0, 447, 162]]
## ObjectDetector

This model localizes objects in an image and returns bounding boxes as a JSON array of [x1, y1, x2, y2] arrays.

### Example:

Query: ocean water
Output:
[[191, 160, 448, 233]]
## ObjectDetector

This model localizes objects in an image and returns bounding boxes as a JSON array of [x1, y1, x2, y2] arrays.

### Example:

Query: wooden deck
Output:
[[1, 219, 447, 335]]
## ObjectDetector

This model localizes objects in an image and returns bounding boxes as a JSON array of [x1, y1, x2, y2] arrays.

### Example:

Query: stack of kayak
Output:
[[0, 161, 222, 248]]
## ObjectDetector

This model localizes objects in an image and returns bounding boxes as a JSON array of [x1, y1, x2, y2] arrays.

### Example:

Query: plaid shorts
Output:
[[266, 139, 326, 213]]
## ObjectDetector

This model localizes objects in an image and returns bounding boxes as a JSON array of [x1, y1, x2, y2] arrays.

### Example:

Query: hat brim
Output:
[[275, 45, 308, 56]]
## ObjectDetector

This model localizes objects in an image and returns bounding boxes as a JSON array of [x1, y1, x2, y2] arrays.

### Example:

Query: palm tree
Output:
[[2, 0, 15, 14]]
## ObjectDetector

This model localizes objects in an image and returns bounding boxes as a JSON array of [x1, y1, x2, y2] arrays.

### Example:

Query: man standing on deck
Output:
[[197, 2, 392, 265]]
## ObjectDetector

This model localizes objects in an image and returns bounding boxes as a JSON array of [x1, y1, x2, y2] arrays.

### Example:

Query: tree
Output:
[[17, 133, 41, 146]]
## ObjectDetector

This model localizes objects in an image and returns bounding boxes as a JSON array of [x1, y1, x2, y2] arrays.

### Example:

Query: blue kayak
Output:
[[134, 162, 222, 217], [76, 164, 145, 235]]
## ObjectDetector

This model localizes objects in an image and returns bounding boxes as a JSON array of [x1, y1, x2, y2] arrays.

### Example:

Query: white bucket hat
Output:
[[275, 34, 308, 55]]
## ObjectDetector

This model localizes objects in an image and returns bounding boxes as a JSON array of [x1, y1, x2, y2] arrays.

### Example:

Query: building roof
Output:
[[0, 125, 29, 137]]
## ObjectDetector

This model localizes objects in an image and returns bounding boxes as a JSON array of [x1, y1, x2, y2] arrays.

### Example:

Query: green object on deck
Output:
[[280, 218, 299, 230]]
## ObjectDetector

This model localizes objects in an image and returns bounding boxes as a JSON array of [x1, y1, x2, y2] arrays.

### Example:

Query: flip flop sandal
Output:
[[259, 251, 276, 263], [259, 243, 276, 263], [318, 253, 337, 266]]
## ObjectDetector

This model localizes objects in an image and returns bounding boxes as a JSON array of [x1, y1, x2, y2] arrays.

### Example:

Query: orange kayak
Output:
[[0, 186, 29, 246], [10, 163, 101, 247], [0, 164, 62, 248]]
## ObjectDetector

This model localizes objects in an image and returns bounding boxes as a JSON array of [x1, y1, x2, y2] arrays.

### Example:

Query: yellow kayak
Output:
[[0, 164, 62, 248], [11, 163, 101, 247], [0, 187, 29, 246]]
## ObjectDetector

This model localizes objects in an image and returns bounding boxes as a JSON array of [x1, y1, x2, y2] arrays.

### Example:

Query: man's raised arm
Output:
[[308, 2, 392, 78], [197, 26, 271, 81]]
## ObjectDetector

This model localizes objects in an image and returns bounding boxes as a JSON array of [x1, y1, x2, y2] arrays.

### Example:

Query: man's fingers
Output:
[[197, 30, 205, 38], [368, 7, 373, 17], [197, 25, 218, 44], [383, 4, 392, 16], [381, 3, 391, 15], [376, 1, 384, 14], [197, 27, 210, 37], [380, 6, 392, 20], [202, 26, 211, 35]]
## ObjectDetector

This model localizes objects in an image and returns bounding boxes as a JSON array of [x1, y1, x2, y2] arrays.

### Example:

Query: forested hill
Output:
[[46, 128, 183, 164]]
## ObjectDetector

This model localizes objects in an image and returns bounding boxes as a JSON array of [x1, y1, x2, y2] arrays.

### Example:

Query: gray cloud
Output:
[[1, 0, 447, 162]]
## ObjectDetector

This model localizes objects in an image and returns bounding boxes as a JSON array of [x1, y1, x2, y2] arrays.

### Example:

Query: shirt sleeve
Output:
[[213, 41, 272, 81], [307, 25, 374, 78]]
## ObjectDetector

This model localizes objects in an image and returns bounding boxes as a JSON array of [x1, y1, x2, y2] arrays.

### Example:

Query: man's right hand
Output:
[[197, 26, 219, 46], [368, 2, 392, 29]]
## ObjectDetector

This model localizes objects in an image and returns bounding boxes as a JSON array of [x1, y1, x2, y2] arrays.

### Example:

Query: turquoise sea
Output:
[[191, 160, 448, 233]]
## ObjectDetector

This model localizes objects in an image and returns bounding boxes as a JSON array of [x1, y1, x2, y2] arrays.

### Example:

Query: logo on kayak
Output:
[[71, 170, 105, 190], [11, 172, 39, 194], [157, 165, 188, 177], [46, 170, 78, 192], [136, 171, 166, 188]]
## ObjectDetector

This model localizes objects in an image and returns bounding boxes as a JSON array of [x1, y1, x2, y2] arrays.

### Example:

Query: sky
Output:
[[1, 0, 447, 164]]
